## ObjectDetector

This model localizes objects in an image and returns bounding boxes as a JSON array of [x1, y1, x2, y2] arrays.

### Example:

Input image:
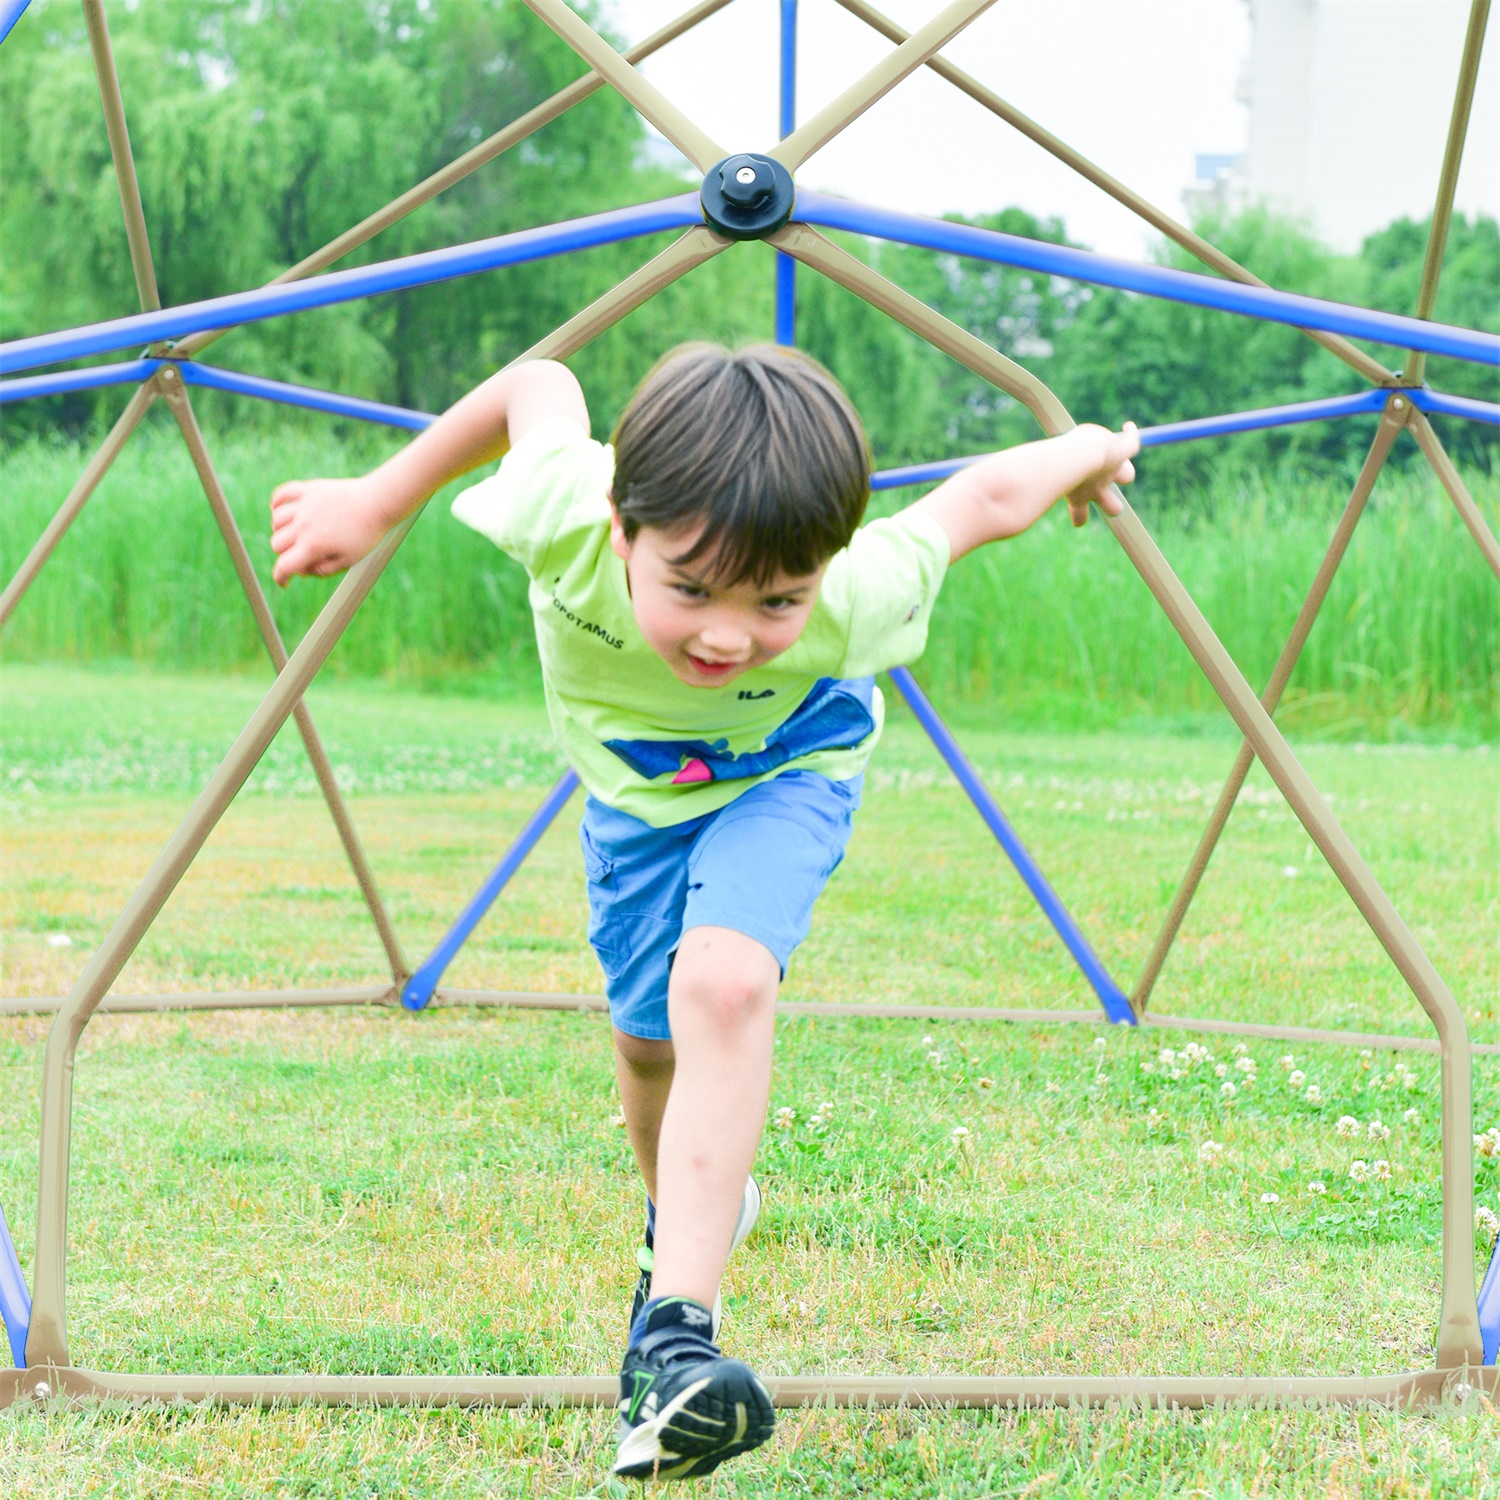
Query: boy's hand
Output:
[[1064, 422, 1138, 527], [270, 477, 391, 587]]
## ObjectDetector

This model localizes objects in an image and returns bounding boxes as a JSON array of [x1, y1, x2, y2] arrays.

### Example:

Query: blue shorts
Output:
[[579, 770, 863, 1040]]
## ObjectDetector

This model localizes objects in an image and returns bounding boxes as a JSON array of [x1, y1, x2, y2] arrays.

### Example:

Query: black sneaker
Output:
[[629, 1177, 761, 1338], [614, 1296, 775, 1480]]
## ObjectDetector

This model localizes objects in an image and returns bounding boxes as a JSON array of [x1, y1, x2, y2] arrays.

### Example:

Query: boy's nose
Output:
[[696, 622, 752, 658]]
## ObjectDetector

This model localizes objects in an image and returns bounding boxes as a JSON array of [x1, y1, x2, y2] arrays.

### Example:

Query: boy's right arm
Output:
[[270, 359, 588, 586]]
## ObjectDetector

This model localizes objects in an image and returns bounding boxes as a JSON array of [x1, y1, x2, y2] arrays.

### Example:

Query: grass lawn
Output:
[[2, 665, 1498, 1497]]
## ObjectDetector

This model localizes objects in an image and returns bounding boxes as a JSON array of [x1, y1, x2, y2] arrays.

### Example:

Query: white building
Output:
[[1192, 0, 1499, 249]]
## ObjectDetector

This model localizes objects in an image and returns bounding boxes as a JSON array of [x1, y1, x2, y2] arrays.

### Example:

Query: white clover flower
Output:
[[1308, 1181, 1328, 1195], [1402, 1073, 1419, 1092], [1367, 1119, 1391, 1143], [1221, 1081, 1238, 1099], [610, 1109, 628, 1128], [773, 1106, 797, 1130], [44, 933, 72, 949], [920, 1034, 934, 1048], [1304, 1086, 1324, 1106], [1403, 1108, 1419, 1125], [1168, 1069, 1185, 1080], [926, 1050, 943, 1066], [1198, 1140, 1224, 1164], [1145, 1108, 1165, 1129], [1158, 1048, 1177, 1065], [1474, 1128, 1500, 1159], [1359, 1050, 1374, 1068], [1233, 1044, 1249, 1058], [1372, 1159, 1392, 1182], [1336, 1115, 1360, 1138], [1288, 1070, 1306, 1089], [1215, 1062, 1230, 1079], [1282, 866, 1299, 878], [1279, 1055, 1297, 1071], [977, 1076, 995, 1091], [1235, 1057, 1256, 1074], [1477, 1207, 1500, 1242], [1349, 1159, 1371, 1184], [1260, 1192, 1280, 1205], [1092, 1037, 1107, 1051], [950, 1125, 971, 1143], [1141, 1063, 1155, 1075]]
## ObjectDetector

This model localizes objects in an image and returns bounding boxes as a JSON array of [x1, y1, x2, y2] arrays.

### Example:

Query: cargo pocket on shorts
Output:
[[580, 824, 630, 983]]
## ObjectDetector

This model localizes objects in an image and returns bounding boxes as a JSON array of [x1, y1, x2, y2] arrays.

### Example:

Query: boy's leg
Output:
[[612, 1028, 674, 1201], [647, 926, 779, 1309]]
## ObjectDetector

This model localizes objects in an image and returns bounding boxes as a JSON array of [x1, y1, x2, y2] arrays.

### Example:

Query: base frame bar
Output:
[[1, 1363, 1493, 1411], [5, 987, 1497, 1058]]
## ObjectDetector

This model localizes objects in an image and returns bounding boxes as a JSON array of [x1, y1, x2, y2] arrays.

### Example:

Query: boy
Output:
[[270, 344, 1136, 1479]]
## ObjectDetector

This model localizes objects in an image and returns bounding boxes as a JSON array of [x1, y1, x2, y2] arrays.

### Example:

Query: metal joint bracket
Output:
[[700, 153, 796, 241]]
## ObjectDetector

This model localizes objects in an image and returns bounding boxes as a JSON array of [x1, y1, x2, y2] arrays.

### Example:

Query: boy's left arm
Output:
[[910, 423, 1139, 565]]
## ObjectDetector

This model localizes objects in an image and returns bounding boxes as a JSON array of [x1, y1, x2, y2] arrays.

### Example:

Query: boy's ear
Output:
[[608, 502, 632, 562]]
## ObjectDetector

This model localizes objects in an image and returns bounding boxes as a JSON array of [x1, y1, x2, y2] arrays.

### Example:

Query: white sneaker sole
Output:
[[711, 1175, 761, 1340]]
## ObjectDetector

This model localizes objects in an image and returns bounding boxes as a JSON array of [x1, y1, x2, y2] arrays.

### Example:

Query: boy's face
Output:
[[610, 510, 826, 689]]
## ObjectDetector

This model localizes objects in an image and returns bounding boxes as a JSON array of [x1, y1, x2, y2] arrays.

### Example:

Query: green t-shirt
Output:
[[452, 419, 950, 827]]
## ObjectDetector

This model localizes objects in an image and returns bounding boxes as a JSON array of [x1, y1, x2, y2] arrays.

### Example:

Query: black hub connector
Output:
[[699, 153, 795, 242]]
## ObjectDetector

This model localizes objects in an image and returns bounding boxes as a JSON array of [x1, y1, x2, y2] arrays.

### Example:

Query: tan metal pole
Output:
[[518, 0, 725, 172], [773, 221, 1482, 1369], [9, 1364, 1492, 1411], [1408, 409, 1500, 581], [170, 0, 733, 361], [1403, 0, 1490, 387], [8, 985, 1499, 1060], [23, 226, 729, 1370], [1131, 402, 1410, 1011], [827, 0, 1394, 388], [0, 383, 156, 631], [769, 0, 998, 170], [81, 0, 160, 313], [159, 373, 411, 984]]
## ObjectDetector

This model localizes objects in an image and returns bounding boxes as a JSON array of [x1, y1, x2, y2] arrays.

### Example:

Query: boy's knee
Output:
[[614, 1029, 674, 1078], [672, 929, 778, 1031]]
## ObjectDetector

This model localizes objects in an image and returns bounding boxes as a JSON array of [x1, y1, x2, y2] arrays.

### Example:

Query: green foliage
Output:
[[0, 0, 698, 424], [2, 426, 1495, 733]]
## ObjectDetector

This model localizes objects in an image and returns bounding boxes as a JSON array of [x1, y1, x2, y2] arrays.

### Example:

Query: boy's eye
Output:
[[761, 597, 797, 612], [673, 583, 708, 600]]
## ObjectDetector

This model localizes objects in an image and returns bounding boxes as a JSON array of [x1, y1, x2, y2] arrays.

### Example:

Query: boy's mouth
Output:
[[684, 653, 741, 679]]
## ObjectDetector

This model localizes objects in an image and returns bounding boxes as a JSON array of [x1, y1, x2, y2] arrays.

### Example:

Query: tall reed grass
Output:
[[2, 423, 1495, 735]]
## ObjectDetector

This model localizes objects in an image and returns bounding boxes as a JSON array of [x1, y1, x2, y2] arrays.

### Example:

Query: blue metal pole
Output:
[[0, 1202, 30, 1368], [775, 0, 798, 347], [887, 665, 1136, 1025], [0, 0, 31, 48], [0, 358, 162, 404], [1135, 388, 1391, 446], [1480, 1235, 1500, 1366], [0, 194, 703, 376], [401, 769, 581, 1011], [794, 192, 1500, 367], [181, 363, 436, 431], [867, 389, 1396, 490], [1410, 388, 1500, 427]]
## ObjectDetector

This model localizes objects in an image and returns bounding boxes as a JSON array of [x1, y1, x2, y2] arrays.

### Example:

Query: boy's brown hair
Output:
[[610, 343, 871, 584]]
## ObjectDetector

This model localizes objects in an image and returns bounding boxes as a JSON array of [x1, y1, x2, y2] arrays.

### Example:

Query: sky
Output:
[[604, 0, 1255, 259]]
